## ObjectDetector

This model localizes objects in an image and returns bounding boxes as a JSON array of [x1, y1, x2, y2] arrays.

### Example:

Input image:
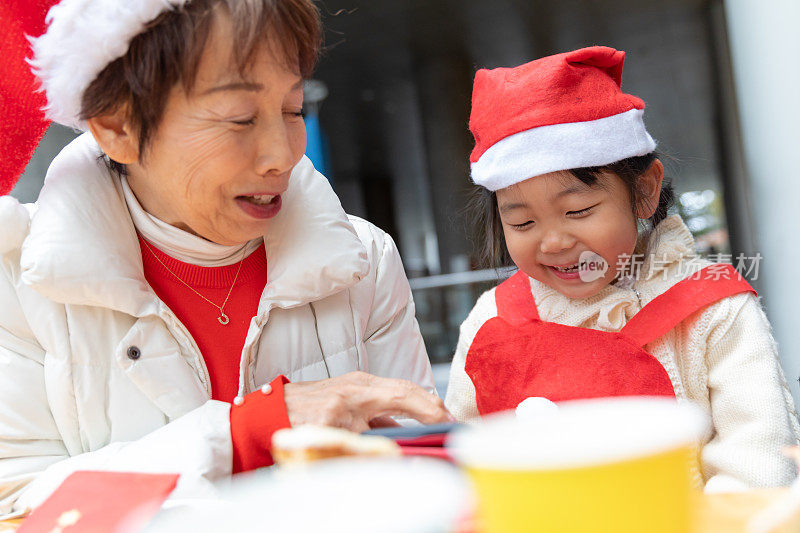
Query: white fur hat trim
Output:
[[29, 0, 191, 131]]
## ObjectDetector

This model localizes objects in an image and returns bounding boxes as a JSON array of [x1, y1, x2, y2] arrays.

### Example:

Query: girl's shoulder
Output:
[[459, 285, 501, 339], [654, 255, 765, 346]]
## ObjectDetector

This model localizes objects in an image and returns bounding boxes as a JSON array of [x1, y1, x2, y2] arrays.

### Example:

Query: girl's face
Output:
[[496, 167, 660, 299]]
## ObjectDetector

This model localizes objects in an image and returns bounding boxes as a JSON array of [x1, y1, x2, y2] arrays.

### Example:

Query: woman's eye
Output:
[[230, 117, 256, 126], [285, 109, 305, 118], [566, 205, 597, 217]]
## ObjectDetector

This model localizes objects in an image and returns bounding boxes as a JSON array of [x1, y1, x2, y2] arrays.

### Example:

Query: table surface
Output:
[[1, 489, 798, 532], [696, 488, 799, 532]]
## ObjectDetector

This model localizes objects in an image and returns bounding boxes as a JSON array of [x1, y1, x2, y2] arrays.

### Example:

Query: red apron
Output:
[[465, 264, 755, 416]]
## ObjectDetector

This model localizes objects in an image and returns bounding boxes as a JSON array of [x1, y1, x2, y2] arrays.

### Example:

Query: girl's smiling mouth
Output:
[[545, 262, 581, 280]]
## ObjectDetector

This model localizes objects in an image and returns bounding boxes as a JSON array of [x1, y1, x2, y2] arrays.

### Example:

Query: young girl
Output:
[[445, 46, 800, 489]]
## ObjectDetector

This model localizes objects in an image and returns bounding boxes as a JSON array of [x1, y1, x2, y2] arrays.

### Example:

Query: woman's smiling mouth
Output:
[[235, 194, 282, 219]]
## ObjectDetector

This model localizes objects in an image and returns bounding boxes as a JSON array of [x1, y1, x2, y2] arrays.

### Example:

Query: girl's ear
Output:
[[86, 105, 140, 165], [636, 158, 664, 219]]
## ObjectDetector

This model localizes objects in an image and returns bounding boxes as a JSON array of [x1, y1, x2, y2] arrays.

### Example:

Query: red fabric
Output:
[[395, 434, 449, 447], [139, 235, 267, 403], [619, 265, 756, 347], [469, 46, 644, 163], [139, 237, 291, 472], [466, 265, 755, 415], [400, 447, 453, 462], [0, 1, 59, 195], [230, 375, 292, 473], [18, 471, 178, 533]]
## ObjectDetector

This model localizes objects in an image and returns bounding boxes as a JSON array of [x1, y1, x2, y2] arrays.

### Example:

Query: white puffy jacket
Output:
[[0, 134, 434, 516]]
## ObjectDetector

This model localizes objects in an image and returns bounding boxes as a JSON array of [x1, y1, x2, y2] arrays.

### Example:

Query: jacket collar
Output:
[[20, 133, 369, 317]]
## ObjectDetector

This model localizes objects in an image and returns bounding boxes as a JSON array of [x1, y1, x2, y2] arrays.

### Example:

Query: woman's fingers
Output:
[[368, 416, 401, 429], [364, 378, 452, 425], [283, 372, 453, 432]]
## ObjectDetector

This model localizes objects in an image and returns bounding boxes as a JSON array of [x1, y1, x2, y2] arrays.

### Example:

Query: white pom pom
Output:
[[0, 197, 31, 253], [515, 396, 559, 422]]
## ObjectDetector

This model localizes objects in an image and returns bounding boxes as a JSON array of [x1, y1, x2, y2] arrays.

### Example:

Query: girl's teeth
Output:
[[554, 264, 578, 272]]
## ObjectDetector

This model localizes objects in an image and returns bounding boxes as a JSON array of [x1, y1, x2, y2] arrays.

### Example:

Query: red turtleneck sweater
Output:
[[139, 235, 291, 472]]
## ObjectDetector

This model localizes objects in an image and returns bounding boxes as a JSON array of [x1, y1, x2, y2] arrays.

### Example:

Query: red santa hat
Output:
[[0, 0, 190, 196], [0, 0, 59, 196], [469, 46, 656, 192]]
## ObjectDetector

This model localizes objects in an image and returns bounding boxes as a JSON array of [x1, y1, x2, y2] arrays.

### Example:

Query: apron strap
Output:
[[494, 270, 540, 325], [620, 264, 756, 348]]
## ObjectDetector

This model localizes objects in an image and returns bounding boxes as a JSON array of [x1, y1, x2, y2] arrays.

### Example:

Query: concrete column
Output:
[[11, 124, 78, 203], [724, 0, 800, 407]]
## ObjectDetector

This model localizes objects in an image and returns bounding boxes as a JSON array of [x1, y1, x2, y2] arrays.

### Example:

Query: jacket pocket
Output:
[[115, 316, 208, 420]]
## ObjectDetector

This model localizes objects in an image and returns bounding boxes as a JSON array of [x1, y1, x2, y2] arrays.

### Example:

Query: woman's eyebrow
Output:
[[201, 78, 304, 95], [202, 82, 264, 95]]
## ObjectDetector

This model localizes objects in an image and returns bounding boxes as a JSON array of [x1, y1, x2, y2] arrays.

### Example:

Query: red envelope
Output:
[[18, 471, 179, 533]]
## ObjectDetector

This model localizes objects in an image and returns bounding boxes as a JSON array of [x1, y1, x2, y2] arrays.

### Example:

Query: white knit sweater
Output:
[[446, 215, 800, 489]]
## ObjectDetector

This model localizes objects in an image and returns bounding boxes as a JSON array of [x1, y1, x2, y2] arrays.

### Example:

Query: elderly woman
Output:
[[0, 0, 450, 515]]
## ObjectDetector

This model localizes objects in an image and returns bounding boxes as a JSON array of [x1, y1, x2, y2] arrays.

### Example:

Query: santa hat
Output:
[[0, 0, 60, 196], [0, 0, 190, 196], [469, 46, 656, 192]]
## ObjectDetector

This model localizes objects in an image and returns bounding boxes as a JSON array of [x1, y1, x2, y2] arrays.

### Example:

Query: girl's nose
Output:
[[539, 228, 576, 254]]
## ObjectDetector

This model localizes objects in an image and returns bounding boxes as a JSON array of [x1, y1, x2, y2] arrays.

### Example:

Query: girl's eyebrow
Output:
[[555, 184, 592, 199], [499, 183, 592, 213], [499, 201, 528, 214]]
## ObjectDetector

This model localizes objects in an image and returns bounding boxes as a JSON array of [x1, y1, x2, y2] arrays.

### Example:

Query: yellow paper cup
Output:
[[447, 397, 708, 533]]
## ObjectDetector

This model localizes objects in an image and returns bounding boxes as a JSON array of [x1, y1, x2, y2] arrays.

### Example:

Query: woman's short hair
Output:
[[80, 0, 321, 161]]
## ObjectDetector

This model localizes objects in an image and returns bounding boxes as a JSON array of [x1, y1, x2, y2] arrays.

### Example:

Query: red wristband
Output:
[[230, 375, 291, 473]]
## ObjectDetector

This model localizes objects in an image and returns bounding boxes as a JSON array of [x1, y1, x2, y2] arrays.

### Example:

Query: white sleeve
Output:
[[3, 401, 233, 514], [445, 289, 498, 422], [361, 231, 435, 394], [0, 276, 233, 516], [702, 292, 800, 488]]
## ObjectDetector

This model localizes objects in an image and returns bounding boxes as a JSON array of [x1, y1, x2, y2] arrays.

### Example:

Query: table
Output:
[[1, 489, 798, 531], [0, 519, 21, 532], [696, 488, 799, 532]]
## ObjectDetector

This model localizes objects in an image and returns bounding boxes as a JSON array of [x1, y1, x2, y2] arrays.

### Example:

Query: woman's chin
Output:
[[193, 222, 268, 246]]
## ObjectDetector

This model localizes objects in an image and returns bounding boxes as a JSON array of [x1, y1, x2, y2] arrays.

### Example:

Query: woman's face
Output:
[[124, 13, 306, 245], [496, 171, 640, 299]]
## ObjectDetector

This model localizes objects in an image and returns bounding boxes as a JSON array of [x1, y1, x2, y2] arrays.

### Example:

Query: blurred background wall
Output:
[[12, 0, 799, 405]]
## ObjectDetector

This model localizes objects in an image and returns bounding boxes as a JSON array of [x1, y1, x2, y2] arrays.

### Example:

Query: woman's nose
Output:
[[539, 228, 576, 254], [254, 118, 301, 178]]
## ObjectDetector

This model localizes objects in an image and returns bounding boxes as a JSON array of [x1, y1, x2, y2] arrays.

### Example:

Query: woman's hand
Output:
[[283, 371, 453, 432]]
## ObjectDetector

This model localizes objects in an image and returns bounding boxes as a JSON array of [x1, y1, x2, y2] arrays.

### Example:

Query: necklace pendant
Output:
[[218, 312, 230, 325]]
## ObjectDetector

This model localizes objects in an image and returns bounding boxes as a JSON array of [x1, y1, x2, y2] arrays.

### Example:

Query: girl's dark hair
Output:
[[468, 152, 675, 268]]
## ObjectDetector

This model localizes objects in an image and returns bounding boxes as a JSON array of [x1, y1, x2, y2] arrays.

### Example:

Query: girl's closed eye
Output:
[[566, 204, 598, 217], [510, 220, 534, 230]]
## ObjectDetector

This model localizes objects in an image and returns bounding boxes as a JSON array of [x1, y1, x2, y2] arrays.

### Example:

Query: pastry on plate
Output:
[[271, 425, 401, 465]]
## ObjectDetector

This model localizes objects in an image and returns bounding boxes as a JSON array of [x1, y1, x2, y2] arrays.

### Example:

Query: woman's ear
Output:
[[86, 106, 139, 165], [635, 158, 664, 219]]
